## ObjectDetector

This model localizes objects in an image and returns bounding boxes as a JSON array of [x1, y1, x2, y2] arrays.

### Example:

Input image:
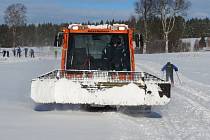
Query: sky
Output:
[[0, 0, 210, 24]]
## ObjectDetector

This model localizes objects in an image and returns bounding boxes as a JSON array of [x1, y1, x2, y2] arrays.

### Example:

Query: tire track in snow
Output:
[[136, 59, 210, 89], [136, 60, 210, 88], [176, 85, 210, 108], [160, 90, 210, 139], [108, 112, 182, 140], [104, 112, 146, 140], [171, 91, 210, 139], [136, 61, 210, 105], [136, 60, 210, 116], [174, 88, 210, 124], [135, 59, 210, 139]]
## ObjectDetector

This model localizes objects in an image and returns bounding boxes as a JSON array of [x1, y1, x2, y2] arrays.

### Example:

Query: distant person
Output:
[[161, 62, 178, 85], [12, 48, 16, 56], [54, 47, 58, 59], [17, 47, 22, 57], [6, 51, 9, 57], [30, 49, 35, 58], [110, 37, 124, 71], [2, 50, 6, 57], [101, 44, 113, 70], [24, 48, 28, 57]]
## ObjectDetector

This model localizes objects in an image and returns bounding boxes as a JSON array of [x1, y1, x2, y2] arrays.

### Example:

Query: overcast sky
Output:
[[0, 0, 210, 24]]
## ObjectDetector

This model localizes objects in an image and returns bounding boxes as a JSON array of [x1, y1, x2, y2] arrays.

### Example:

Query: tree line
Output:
[[1, 17, 209, 50], [0, 20, 129, 48], [1, 1, 210, 53], [0, 23, 60, 47]]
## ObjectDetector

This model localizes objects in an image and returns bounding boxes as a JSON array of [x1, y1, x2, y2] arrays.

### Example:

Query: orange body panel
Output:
[[61, 29, 69, 70], [60, 28, 135, 71]]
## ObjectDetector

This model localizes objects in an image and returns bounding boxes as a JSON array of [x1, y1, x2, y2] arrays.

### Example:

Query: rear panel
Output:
[[61, 29, 134, 71]]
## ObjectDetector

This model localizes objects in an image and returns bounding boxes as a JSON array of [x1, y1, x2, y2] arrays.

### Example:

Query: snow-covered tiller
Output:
[[31, 24, 171, 107]]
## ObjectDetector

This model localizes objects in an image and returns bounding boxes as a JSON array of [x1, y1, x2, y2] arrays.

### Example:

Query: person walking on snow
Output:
[[30, 49, 35, 58], [6, 51, 9, 57], [53, 47, 58, 59], [161, 62, 178, 85], [17, 47, 22, 57], [12, 48, 16, 57], [2, 50, 6, 57], [24, 48, 28, 57]]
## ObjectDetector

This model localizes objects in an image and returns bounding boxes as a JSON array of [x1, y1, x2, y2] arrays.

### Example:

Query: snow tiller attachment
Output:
[[31, 24, 171, 106], [31, 70, 170, 106]]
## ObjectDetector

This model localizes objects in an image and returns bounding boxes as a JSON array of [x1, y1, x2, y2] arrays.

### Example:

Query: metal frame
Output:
[[35, 70, 164, 82]]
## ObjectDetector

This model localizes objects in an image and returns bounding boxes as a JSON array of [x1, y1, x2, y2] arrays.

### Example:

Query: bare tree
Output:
[[135, 0, 155, 53], [4, 3, 27, 47], [156, 0, 190, 53]]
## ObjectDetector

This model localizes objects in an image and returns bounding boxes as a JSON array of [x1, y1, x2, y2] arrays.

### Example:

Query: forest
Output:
[[0, 1, 209, 53]]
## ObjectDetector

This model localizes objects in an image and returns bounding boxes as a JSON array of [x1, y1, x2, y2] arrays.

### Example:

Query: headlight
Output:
[[72, 26, 79, 30], [118, 26, 126, 31]]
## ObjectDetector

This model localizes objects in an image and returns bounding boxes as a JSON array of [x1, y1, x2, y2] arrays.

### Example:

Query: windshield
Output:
[[66, 33, 131, 71]]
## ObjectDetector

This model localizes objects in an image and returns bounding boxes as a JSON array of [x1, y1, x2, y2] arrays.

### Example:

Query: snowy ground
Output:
[[0, 49, 210, 140]]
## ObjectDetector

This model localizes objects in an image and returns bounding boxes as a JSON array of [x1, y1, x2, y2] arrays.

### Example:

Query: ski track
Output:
[[136, 60, 210, 103], [112, 112, 182, 140], [135, 57, 210, 139], [171, 92, 210, 139]]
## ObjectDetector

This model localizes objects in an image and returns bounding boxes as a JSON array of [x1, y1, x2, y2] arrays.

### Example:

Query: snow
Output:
[[67, 24, 128, 30], [31, 79, 56, 103], [31, 78, 170, 106], [55, 79, 95, 104], [1, 48, 210, 140], [87, 24, 111, 29], [0, 46, 61, 63]]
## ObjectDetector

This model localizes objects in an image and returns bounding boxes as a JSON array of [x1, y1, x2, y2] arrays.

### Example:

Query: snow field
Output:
[[0, 46, 61, 63], [1, 48, 210, 140]]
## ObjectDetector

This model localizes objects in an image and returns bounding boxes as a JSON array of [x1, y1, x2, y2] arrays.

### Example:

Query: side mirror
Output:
[[54, 32, 64, 47]]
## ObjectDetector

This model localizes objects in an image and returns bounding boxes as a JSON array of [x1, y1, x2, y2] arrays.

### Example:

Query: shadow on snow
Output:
[[34, 103, 162, 118]]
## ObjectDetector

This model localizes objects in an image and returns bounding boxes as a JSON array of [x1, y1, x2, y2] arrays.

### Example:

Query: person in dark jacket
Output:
[[12, 48, 16, 56], [17, 47, 21, 57], [3, 50, 6, 57], [6, 51, 9, 57], [101, 36, 127, 71], [30, 49, 35, 58], [54, 47, 58, 59], [24, 48, 28, 57], [110, 37, 124, 71], [161, 62, 178, 84], [101, 44, 113, 70]]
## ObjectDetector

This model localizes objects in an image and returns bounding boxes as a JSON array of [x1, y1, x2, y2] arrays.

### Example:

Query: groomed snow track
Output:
[[131, 53, 210, 139]]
